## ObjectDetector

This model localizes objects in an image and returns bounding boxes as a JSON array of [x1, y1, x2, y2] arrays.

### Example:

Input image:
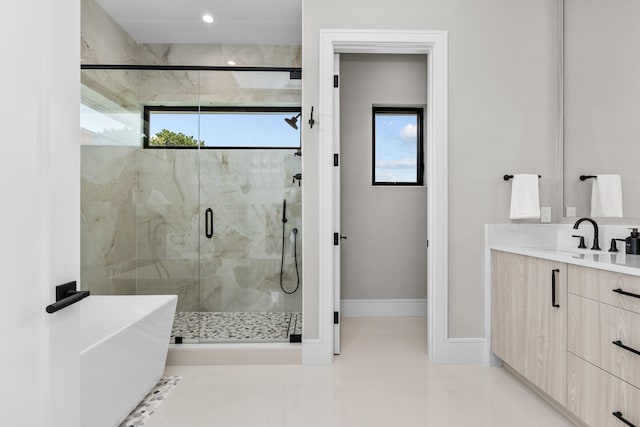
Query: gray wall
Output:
[[302, 0, 559, 338], [563, 0, 640, 220], [340, 54, 427, 300]]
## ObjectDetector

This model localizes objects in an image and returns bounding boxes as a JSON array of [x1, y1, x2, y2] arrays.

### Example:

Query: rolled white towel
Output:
[[509, 174, 540, 219]]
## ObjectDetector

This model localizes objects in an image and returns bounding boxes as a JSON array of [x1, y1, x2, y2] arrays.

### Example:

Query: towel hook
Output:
[[579, 175, 597, 181], [308, 106, 315, 129], [503, 174, 541, 181]]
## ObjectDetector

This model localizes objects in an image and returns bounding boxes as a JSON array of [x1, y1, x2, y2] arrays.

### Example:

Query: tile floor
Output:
[[147, 317, 576, 427]]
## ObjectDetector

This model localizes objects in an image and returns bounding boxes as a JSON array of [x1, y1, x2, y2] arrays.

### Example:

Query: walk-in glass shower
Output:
[[80, 66, 302, 343]]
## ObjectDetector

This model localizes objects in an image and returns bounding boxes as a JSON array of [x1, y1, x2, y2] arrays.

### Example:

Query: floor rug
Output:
[[118, 376, 182, 427]]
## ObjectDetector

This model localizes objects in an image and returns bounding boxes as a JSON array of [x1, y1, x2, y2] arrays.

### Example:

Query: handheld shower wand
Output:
[[282, 199, 287, 223]]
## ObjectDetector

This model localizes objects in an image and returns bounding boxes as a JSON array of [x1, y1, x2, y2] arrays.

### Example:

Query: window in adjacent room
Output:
[[372, 107, 424, 186]]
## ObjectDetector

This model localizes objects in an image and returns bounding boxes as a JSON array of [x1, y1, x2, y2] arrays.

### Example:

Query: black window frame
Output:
[[371, 106, 424, 186], [143, 105, 302, 149]]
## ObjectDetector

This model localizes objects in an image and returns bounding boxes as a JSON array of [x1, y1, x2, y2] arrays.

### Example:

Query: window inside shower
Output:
[[144, 107, 301, 149], [80, 66, 303, 344]]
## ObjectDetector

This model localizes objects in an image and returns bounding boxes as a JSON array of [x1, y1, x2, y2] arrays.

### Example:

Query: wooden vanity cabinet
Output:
[[491, 250, 567, 405], [492, 251, 640, 426], [567, 352, 640, 427], [567, 264, 640, 427]]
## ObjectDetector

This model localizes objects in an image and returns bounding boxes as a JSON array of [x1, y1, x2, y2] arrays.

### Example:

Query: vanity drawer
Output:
[[568, 353, 640, 427], [569, 293, 640, 389], [599, 303, 640, 389], [568, 265, 640, 314], [599, 271, 640, 315], [568, 293, 600, 364]]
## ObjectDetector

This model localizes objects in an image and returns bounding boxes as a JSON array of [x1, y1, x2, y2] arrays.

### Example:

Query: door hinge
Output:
[[426, 240, 429, 248], [334, 232, 339, 246], [334, 153, 339, 167], [334, 74, 339, 88], [334, 311, 339, 324]]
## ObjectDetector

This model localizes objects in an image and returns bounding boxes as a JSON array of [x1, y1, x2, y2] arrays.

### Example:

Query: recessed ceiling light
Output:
[[227, 60, 236, 66], [202, 14, 214, 24]]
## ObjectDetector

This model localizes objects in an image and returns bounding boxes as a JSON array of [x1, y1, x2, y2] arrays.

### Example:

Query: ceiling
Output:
[[94, 0, 302, 45]]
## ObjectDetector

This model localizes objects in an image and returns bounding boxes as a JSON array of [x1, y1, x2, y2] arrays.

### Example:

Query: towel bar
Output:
[[503, 174, 541, 181]]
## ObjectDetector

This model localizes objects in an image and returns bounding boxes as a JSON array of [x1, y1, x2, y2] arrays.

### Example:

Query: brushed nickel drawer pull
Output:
[[612, 411, 636, 427], [612, 340, 640, 357], [613, 288, 640, 299]]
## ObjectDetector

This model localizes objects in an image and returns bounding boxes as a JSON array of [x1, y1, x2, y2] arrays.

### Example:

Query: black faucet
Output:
[[573, 217, 601, 251]]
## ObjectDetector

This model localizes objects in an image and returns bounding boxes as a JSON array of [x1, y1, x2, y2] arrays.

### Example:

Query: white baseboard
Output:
[[341, 299, 428, 317], [432, 338, 489, 365]]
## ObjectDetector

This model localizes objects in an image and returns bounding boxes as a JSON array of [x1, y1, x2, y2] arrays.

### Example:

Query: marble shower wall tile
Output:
[[136, 70, 200, 106], [81, 146, 137, 294], [135, 69, 301, 107], [135, 149, 199, 260], [81, 0, 138, 64], [221, 45, 302, 68], [135, 149, 201, 311], [81, 69, 141, 113], [139, 44, 302, 68]]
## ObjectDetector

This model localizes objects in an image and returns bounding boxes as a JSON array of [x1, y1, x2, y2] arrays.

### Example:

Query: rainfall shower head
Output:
[[285, 113, 301, 130]]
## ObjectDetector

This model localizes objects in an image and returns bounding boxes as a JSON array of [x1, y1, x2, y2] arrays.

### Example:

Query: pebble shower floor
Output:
[[171, 312, 302, 343]]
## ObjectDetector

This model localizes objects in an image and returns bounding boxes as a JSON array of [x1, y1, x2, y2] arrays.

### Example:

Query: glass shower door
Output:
[[196, 70, 303, 343]]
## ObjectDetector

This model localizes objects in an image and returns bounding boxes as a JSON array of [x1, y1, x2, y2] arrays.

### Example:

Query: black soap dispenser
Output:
[[626, 228, 640, 255]]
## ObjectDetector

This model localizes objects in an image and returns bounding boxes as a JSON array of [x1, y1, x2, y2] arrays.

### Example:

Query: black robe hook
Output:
[[308, 106, 315, 129]]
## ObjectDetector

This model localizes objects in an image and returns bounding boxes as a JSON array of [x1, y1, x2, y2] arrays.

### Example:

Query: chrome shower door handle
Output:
[[205, 208, 213, 239]]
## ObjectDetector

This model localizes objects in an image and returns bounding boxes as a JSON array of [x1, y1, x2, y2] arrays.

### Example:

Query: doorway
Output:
[[310, 29, 461, 365], [336, 54, 428, 354]]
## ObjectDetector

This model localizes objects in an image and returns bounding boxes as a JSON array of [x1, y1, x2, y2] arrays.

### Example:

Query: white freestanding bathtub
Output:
[[76, 295, 177, 427]]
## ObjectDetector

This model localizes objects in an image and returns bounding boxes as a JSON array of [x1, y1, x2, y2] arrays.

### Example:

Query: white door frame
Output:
[[306, 29, 486, 365]]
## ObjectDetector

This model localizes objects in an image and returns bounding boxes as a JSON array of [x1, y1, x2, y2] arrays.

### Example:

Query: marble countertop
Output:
[[490, 244, 640, 277]]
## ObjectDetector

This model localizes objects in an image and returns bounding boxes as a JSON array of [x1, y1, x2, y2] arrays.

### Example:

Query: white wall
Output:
[[302, 0, 559, 339], [0, 0, 80, 425], [340, 54, 427, 301]]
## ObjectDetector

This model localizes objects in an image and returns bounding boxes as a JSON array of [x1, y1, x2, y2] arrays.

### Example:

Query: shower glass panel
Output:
[[135, 70, 201, 318], [80, 69, 201, 312], [80, 67, 302, 344]]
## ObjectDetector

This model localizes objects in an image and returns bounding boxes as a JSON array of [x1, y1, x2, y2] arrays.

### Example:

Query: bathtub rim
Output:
[[80, 294, 177, 356]]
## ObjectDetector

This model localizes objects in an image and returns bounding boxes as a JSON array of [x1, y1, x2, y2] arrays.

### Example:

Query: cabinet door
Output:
[[491, 251, 566, 405], [523, 256, 567, 405], [492, 250, 527, 373]]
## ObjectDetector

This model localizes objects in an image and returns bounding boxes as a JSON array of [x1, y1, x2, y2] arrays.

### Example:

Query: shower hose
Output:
[[280, 205, 300, 294]]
